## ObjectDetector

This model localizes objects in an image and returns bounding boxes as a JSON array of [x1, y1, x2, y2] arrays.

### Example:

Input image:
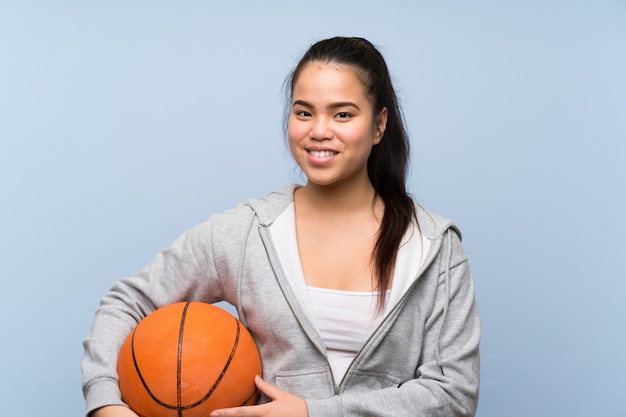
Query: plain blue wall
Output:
[[1, 1, 625, 416]]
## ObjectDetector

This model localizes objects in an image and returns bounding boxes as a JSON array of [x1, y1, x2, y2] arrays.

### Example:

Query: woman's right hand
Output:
[[91, 405, 139, 417]]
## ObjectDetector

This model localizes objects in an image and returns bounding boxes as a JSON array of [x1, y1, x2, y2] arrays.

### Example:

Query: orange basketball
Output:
[[117, 301, 262, 417]]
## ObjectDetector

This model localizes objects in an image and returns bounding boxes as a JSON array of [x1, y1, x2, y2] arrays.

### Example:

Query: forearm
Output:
[[90, 405, 138, 417]]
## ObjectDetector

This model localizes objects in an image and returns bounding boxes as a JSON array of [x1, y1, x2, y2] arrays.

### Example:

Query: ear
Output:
[[374, 107, 388, 145]]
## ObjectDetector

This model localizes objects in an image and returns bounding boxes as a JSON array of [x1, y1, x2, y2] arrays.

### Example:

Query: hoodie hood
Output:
[[245, 184, 300, 226]]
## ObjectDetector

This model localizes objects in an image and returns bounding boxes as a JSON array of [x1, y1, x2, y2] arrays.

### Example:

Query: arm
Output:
[[90, 406, 139, 417], [81, 217, 228, 416]]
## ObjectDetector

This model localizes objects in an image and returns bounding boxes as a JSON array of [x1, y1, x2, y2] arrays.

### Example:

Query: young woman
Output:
[[82, 36, 481, 417]]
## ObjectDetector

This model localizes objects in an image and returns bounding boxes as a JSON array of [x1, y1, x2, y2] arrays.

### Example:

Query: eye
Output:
[[294, 110, 312, 118], [336, 112, 351, 119]]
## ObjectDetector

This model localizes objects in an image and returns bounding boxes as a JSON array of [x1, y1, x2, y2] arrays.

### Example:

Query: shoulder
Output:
[[413, 203, 463, 241], [244, 184, 298, 226], [410, 203, 471, 271], [208, 184, 298, 230]]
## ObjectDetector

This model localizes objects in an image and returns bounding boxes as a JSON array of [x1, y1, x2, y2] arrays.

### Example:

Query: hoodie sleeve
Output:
[[306, 229, 481, 417], [80, 214, 235, 416]]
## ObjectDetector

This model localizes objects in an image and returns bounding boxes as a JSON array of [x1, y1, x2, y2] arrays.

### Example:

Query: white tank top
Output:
[[307, 286, 388, 381]]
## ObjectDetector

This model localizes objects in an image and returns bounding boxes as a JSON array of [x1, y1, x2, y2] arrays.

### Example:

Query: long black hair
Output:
[[286, 37, 416, 309]]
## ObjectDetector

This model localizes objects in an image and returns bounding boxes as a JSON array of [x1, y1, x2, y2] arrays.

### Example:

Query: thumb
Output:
[[254, 375, 282, 401]]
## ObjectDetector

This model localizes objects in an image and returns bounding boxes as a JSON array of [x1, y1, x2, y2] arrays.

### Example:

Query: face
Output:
[[288, 62, 387, 188]]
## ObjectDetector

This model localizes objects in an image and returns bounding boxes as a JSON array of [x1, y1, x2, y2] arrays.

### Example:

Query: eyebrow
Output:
[[292, 100, 361, 111]]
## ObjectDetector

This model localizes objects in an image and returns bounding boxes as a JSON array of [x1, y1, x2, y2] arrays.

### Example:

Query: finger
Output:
[[210, 403, 269, 417], [209, 406, 245, 417], [254, 375, 282, 401], [209, 377, 281, 417]]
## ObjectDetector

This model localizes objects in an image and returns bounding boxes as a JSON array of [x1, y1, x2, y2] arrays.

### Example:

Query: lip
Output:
[[306, 147, 338, 165]]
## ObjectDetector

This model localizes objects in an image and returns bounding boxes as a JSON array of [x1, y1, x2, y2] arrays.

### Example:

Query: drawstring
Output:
[[435, 229, 452, 376]]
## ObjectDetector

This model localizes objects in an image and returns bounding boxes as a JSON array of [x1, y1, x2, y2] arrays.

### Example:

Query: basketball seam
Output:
[[182, 315, 242, 409], [131, 320, 174, 408], [176, 301, 191, 417], [239, 386, 261, 406]]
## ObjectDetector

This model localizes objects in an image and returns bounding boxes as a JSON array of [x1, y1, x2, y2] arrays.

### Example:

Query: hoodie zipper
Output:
[[259, 221, 449, 396], [334, 233, 446, 393]]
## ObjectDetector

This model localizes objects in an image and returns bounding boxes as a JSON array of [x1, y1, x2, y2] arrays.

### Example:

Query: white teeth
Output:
[[310, 150, 336, 157]]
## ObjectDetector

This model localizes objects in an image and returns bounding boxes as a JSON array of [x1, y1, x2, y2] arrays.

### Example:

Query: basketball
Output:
[[117, 301, 262, 417]]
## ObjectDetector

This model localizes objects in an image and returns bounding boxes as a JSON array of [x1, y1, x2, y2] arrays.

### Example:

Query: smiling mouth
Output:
[[308, 150, 338, 157]]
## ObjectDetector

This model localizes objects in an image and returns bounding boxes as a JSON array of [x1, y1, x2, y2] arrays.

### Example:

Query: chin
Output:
[[306, 176, 355, 189], [306, 179, 336, 187]]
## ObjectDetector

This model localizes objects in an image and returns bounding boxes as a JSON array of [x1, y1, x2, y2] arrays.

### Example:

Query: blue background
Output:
[[1, 1, 625, 416]]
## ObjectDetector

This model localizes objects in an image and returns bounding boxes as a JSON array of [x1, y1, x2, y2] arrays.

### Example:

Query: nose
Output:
[[310, 116, 331, 141]]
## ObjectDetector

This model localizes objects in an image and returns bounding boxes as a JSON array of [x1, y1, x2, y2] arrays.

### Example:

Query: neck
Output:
[[296, 179, 380, 216]]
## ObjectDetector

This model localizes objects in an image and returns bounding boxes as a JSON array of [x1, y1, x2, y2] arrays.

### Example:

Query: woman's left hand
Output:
[[209, 375, 308, 417]]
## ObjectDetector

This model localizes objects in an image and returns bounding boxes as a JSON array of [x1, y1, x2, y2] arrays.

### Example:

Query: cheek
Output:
[[342, 124, 377, 147], [287, 119, 307, 147], [286, 124, 299, 159]]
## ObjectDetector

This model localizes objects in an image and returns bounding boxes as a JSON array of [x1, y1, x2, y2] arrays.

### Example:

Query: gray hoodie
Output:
[[81, 184, 480, 416]]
